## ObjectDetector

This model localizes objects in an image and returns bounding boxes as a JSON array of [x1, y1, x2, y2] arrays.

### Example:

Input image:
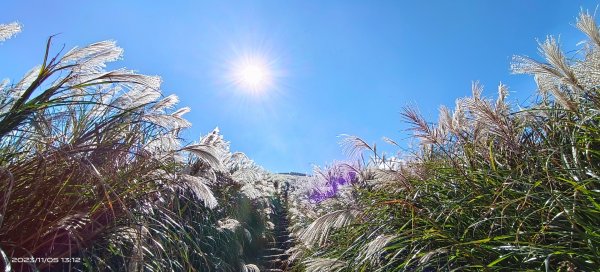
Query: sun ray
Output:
[[229, 53, 275, 94]]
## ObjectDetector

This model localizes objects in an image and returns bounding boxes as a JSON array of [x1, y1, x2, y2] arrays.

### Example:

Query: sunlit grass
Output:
[[286, 10, 600, 272], [2, 7, 600, 272], [0, 25, 277, 271]]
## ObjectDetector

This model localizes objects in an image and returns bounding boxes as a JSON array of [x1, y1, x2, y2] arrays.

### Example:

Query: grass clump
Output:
[[0, 24, 276, 271], [287, 10, 600, 272]]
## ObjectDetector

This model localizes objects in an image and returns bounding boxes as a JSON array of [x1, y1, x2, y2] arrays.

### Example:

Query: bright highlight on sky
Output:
[[230, 54, 274, 94], [1, 1, 598, 173]]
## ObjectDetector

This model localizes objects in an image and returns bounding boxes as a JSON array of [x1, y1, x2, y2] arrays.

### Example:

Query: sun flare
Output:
[[230, 55, 274, 94]]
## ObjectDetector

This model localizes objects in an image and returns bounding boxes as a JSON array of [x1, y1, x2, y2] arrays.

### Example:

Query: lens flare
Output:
[[230, 55, 274, 94]]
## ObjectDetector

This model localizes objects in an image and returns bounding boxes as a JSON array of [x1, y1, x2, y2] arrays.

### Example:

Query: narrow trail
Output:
[[260, 183, 295, 272]]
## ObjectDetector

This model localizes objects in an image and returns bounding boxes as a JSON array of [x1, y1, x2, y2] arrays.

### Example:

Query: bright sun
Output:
[[230, 55, 274, 94]]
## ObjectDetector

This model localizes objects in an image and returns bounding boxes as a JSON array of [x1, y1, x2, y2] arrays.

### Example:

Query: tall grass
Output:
[[0, 24, 276, 271], [288, 11, 600, 271], [4, 7, 600, 272]]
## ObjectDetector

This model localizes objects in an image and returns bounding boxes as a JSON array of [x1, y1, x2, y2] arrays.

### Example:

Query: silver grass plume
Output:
[[144, 132, 182, 158], [372, 168, 411, 192], [304, 258, 346, 272], [226, 152, 269, 186], [512, 36, 581, 94], [231, 167, 263, 182], [224, 151, 273, 198], [438, 105, 452, 134], [172, 106, 191, 117], [496, 82, 509, 113], [573, 11, 600, 90], [152, 94, 180, 112], [111, 226, 148, 271], [182, 143, 222, 169], [61, 40, 124, 73], [540, 36, 580, 91], [471, 81, 483, 100], [76, 70, 161, 91], [0, 80, 14, 115], [339, 134, 375, 160], [402, 106, 445, 146], [84, 86, 119, 118], [577, 10, 600, 47], [571, 51, 600, 90], [419, 248, 448, 265], [53, 213, 91, 233], [0, 79, 9, 92], [356, 234, 397, 265], [452, 99, 466, 133], [239, 183, 264, 199], [226, 152, 256, 173], [12, 65, 41, 99], [240, 181, 275, 200], [200, 127, 228, 149], [180, 174, 218, 208], [549, 84, 577, 111], [381, 136, 399, 147], [143, 106, 192, 130], [114, 85, 161, 110], [242, 263, 260, 272], [142, 114, 191, 130], [298, 209, 358, 247], [0, 22, 21, 42], [463, 82, 521, 147], [217, 218, 242, 231]]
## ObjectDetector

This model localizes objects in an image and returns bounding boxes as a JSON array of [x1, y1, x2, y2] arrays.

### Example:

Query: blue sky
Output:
[[1, 1, 598, 173]]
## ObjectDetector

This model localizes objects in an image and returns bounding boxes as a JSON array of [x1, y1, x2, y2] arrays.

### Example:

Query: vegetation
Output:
[[2, 8, 600, 272], [0, 24, 276, 271], [287, 11, 600, 272]]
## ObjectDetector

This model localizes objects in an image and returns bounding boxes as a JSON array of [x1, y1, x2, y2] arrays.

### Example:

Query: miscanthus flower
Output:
[[307, 162, 359, 203]]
